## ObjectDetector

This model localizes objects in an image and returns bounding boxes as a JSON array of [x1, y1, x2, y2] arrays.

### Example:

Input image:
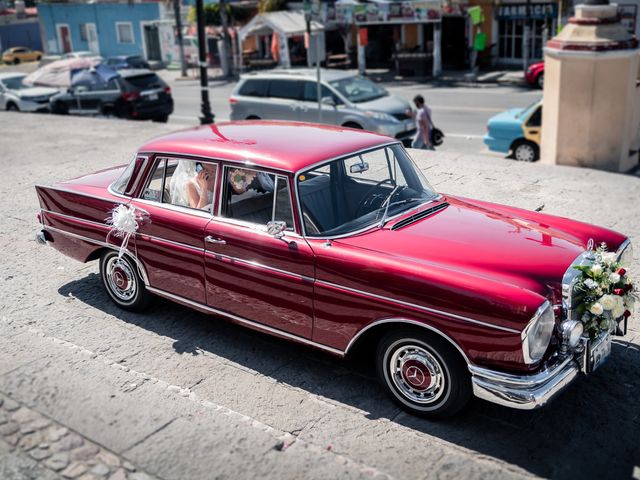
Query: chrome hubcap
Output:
[[106, 257, 136, 302], [515, 145, 535, 162], [390, 345, 445, 404]]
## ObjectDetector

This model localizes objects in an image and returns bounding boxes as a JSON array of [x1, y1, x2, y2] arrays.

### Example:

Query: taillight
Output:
[[229, 97, 238, 104], [164, 86, 171, 94], [122, 91, 140, 102], [37, 212, 41, 222]]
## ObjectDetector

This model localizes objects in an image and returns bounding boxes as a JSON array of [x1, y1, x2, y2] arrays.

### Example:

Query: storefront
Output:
[[495, 2, 557, 65]]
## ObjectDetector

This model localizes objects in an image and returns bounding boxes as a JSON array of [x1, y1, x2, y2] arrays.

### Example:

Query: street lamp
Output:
[[196, 0, 214, 124]]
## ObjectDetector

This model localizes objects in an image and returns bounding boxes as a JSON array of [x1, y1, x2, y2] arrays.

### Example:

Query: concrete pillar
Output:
[[432, 23, 442, 77], [541, 3, 640, 172]]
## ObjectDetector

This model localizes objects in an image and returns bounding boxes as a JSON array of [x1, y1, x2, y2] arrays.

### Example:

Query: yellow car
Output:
[[2, 47, 42, 65]]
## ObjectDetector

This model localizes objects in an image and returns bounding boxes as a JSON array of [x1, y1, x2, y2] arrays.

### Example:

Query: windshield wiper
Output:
[[376, 185, 402, 228], [379, 197, 429, 228]]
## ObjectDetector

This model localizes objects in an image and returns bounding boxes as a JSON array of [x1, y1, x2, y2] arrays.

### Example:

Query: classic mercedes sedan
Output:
[[35, 121, 633, 418]]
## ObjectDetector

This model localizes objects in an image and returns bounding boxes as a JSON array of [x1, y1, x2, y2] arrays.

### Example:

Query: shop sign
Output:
[[328, 1, 440, 24], [496, 3, 557, 20]]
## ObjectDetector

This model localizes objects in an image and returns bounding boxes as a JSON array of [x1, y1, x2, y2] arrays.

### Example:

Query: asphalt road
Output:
[[166, 73, 542, 155], [1, 112, 639, 480]]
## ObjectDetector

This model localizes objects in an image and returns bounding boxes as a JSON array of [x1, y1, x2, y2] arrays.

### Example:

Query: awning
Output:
[[240, 11, 324, 41]]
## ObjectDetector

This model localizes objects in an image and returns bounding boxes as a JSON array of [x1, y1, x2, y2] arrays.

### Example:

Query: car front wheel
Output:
[[6, 102, 19, 112], [536, 73, 544, 89], [99, 251, 151, 311], [512, 140, 539, 162], [377, 329, 471, 418]]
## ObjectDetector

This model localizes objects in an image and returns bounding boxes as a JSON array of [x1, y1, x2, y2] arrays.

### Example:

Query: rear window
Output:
[[268, 80, 302, 100], [123, 73, 164, 90], [111, 156, 147, 195], [238, 79, 268, 97]]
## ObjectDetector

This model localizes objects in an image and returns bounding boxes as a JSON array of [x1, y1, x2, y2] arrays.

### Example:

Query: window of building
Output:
[[79, 24, 88, 41], [116, 22, 134, 44]]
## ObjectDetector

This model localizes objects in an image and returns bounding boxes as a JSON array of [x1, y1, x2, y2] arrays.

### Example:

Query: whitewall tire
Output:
[[99, 251, 150, 311]]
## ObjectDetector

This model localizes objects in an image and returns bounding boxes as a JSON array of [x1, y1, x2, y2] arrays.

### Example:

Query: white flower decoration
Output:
[[612, 304, 625, 319], [609, 272, 621, 284], [584, 279, 598, 290], [589, 303, 604, 315], [601, 252, 617, 265], [599, 295, 616, 311], [590, 264, 603, 276]]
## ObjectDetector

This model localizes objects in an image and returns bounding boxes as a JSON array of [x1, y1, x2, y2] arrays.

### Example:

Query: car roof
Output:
[[138, 121, 395, 173], [241, 68, 357, 83], [0, 72, 26, 80], [119, 69, 155, 78]]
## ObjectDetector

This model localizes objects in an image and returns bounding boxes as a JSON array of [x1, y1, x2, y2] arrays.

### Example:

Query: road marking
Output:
[[430, 105, 505, 113]]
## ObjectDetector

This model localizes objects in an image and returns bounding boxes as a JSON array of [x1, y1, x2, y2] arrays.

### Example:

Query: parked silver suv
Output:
[[229, 69, 416, 144]]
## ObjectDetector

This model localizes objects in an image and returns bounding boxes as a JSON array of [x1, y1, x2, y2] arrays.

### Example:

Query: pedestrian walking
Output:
[[408, 94, 435, 150]]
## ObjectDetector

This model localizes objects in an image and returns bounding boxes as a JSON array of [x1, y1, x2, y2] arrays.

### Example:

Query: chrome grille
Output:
[[561, 251, 593, 321]]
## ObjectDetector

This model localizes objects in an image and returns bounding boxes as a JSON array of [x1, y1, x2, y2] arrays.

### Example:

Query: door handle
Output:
[[205, 235, 226, 245]]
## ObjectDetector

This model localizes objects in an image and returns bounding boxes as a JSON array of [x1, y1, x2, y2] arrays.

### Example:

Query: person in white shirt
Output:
[[408, 94, 434, 150]]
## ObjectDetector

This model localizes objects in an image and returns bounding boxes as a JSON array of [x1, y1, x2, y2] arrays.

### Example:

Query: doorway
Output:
[[85, 23, 99, 55], [144, 24, 162, 61], [56, 24, 72, 54], [441, 16, 467, 69]]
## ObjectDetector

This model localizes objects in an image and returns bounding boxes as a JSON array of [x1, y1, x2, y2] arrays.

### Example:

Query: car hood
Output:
[[16, 86, 59, 97], [356, 94, 411, 115], [337, 196, 589, 297], [488, 108, 524, 125]]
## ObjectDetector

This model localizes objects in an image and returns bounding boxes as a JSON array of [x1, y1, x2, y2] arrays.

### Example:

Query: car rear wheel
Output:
[[512, 140, 539, 162], [376, 329, 471, 418], [536, 73, 544, 89], [13, 58, 20, 65], [246, 115, 261, 120], [99, 251, 151, 311], [6, 102, 19, 112], [343, 122, 363, 129]]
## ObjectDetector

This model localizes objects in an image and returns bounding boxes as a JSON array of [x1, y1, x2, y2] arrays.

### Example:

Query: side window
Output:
[[527, 106, 542, 127], [239, 79, 268, 97], [221, 166, 294, 229], [142, 158, 218, 211], [303, 82, 340, 104], [268, 80, 303, 100]]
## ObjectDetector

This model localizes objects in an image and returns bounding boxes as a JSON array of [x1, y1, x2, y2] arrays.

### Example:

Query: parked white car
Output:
[[0, 73, 59, 112]]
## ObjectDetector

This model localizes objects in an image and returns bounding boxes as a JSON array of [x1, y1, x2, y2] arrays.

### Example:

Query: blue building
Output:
[[37, 2, 175, 62]]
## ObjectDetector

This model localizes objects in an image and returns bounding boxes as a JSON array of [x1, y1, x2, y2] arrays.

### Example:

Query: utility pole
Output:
[[196, 0, 214, 124], [219, 0, 233, 78], [304, 0, 322, 122], [173, 0, 187, 78], [523, 0, 531, 73]]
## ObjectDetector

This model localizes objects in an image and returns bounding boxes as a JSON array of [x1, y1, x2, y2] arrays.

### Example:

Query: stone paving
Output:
[[0, 393, 153, 480], [0, 112, 639, 480]]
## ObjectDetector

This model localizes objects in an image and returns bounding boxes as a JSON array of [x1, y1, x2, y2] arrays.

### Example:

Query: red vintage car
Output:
[[525, 61, 545, 89], [35, 121, 633, 418]]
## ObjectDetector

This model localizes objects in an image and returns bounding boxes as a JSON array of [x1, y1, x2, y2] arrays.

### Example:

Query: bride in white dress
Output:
[[169, 161, 215, 209]]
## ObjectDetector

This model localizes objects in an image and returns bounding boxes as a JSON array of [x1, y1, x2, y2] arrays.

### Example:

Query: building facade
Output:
[[37, 2, 175, 62]]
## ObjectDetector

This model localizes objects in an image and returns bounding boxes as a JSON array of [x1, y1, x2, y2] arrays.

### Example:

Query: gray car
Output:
[[229, 69, 416, 144]]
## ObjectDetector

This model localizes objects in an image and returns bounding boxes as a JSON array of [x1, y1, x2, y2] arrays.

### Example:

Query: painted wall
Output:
[[37, 3, 160, 58], [0, 21, 42, 52]]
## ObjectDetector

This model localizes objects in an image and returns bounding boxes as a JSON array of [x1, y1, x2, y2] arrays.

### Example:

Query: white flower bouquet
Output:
[[574, 244, 636, 339]]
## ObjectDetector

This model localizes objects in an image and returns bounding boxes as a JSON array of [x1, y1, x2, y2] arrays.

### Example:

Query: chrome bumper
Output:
[[468, 355, 580, 410], [36, 229, 48, 245]]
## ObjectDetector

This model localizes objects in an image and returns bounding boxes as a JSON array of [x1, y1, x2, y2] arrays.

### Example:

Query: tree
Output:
[[258, 0, 286, 14]]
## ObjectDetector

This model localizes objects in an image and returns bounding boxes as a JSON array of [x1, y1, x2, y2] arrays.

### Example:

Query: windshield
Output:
[[517, 100, 541, 118], [297, 144, 438, 237], [329, 76, 388, 103], [1, 75, 26, 90]]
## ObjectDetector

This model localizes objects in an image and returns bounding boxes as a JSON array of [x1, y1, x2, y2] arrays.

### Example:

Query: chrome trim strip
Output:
[[344, 318, 471, 364], [139, 233, 205, 254], [204, 250, 314, 283], [145, 285, 344, 356], [42, 209, 107, 229], [42, 225, 150, 286], [315, 280, 521, 334], [35, 184, 127, 204], [469, 354, 580, 410]]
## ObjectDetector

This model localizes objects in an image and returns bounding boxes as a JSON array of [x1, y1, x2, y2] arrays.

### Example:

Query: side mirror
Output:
[[321, 96, 336, 107], [267, 220, 286, 239]]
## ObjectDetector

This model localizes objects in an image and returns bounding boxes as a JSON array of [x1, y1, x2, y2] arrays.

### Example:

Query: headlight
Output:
[[617, 239, 633, 267], [365, 110, 397, 122], [559, 319, 583, 350], [522, 301, 554, 364]]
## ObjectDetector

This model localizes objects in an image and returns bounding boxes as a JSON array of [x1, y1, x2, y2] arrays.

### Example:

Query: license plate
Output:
[[588, 333, 611, 372], [148, 93, 158, 101]]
